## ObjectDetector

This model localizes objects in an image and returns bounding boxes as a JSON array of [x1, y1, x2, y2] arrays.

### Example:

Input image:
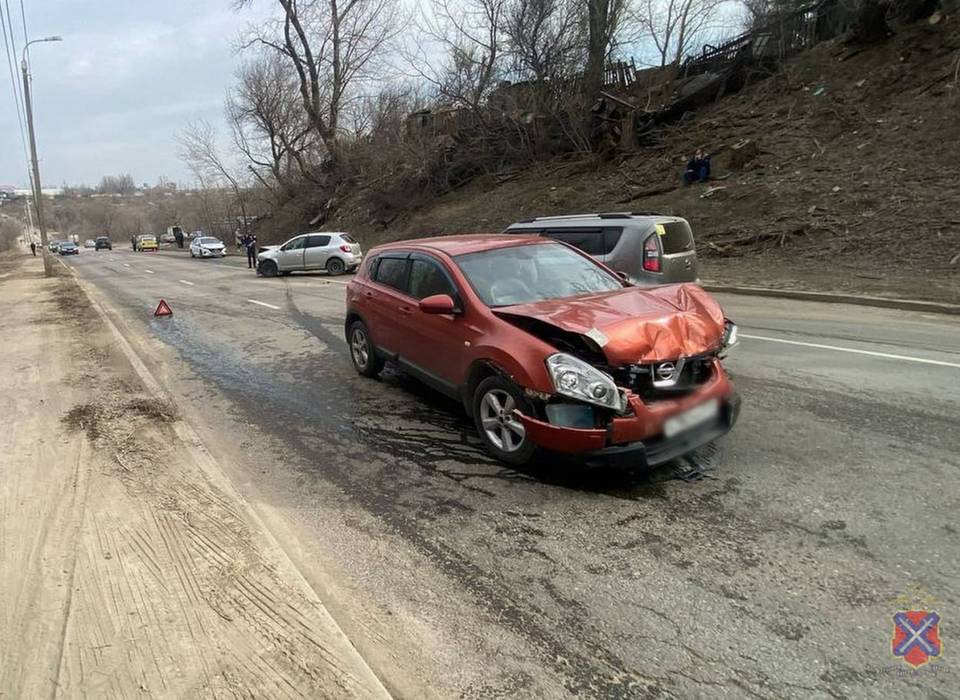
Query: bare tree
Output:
[[583, 0, 629, 97], [238, 0, 402, 163], [227, 52, 314, 193], [177, 120, 252, 236], [407, 0, 507, 113], [502, 0, 584, 84], [632, 0, 729, 67]]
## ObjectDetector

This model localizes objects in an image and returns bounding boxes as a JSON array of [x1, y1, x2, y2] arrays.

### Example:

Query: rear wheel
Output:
[[473, 376, 536, 466], [326, 258, 346, 276], [348, 321, 383, 377], [259, 260, 278, 277]]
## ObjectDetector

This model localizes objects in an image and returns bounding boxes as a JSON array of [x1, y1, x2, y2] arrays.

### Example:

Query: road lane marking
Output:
[[248, 299, 281, 310], [123, 263, 131, 267], [741, 333, 960, 369], [178, 279, 195, 286], [145, 269, 155, 274]]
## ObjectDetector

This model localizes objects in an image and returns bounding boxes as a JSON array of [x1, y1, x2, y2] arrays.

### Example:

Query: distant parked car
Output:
[[95, 236, 112, 251], [134, 234, 158, 252], [257, 232, 362, 277], [504, 212, 700, 286], [160, 231, 177, 244], [49, 241, 60, 253], [84, 239, 96, 249], [58, 241, 79, 255], [190, 236, 226, 258]]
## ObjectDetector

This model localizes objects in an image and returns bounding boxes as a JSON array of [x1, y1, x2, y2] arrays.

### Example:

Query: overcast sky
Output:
[[1, 0, 269, 188]]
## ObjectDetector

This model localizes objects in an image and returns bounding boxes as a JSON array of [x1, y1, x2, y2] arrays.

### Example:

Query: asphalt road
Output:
[[61, 249, 958, 698]]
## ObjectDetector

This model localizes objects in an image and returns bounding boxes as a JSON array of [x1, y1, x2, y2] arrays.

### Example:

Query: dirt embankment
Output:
[[0, 255, 388, 698], [321, 17, 960, 303]]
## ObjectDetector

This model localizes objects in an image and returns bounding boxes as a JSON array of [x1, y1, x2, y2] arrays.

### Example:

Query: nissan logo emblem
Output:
[[656, 362, 677, 381]]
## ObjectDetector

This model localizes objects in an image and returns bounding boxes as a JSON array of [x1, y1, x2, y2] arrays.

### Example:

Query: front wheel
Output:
[[259, 260, 278, 277], [472, 376, 536, 466], [348, 321, 383, 378], [326, 258, 346, 276]]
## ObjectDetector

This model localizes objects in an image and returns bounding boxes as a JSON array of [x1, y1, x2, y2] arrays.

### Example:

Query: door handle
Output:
[[399, 305, 412, 314]]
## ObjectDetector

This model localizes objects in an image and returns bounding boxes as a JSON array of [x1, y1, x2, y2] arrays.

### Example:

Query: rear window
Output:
[[374, 257, 408, 292], [340, 234, 357, 244], [540, 227, 623, 256], [657, 221, 695, 254]]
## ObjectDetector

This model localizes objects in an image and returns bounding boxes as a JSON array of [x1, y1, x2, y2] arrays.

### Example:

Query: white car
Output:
[[257, 232, 362, 277], [83, 239, 96, 248], [190, 236, 226, 258]]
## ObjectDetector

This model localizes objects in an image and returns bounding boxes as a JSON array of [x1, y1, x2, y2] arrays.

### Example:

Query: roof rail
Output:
[[631, 211, 662, 216]]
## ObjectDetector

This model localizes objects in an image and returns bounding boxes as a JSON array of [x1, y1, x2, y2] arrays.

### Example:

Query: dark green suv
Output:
[[94, 236, 112, 251]]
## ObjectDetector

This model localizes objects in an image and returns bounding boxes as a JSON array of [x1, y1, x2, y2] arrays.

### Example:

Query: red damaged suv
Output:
[[345, 235, 740, 468]]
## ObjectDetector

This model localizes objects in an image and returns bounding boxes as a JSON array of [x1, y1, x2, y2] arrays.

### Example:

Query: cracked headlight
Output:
[[546, 353, 623, 411]]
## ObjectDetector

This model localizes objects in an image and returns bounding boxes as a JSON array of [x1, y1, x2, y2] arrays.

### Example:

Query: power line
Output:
[[0, 0, 32, 191]]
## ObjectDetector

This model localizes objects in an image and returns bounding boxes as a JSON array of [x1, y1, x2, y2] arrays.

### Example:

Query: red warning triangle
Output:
[[154, 299, 173, 317]]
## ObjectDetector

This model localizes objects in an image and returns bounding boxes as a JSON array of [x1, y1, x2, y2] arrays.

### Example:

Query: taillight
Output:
[[642, 235, 661, 273], [340, 244, 351, 253]]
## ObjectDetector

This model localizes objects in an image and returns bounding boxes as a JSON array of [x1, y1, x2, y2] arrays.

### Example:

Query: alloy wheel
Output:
[[479, 389, 526, 453], [351, 328, 370, 368]]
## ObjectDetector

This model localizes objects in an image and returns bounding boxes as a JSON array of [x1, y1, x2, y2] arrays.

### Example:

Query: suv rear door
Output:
[[365, 253, 410, 357], [654, 220, 699, 282]]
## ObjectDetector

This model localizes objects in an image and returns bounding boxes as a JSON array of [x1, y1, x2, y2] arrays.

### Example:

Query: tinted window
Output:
[[281, 236, 308, 251], [657, 221, 695, 254], [374, 257, 408, 292], [307, 234, 332, 248], [408, 258, 456, 300], [455, 242, 622, 307], [340, 233, 357, 244], [543, 227, 622, 256]]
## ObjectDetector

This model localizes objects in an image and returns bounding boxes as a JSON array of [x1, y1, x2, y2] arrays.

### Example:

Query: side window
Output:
[[544, 228, 605, 256], [281, 236, 308, 251], [306, 234, 331, 248], [374, 257, 408, 292], [543, 228, 622, 256], [601, 227, 624, 254], [408, 258, 456, 300]]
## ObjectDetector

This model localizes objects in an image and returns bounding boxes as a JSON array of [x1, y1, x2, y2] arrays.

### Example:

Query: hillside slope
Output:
[[327, 16, 960, 303]]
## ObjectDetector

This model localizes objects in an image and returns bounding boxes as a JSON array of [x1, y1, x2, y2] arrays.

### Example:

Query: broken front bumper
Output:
[[516, 366, 740, 469]]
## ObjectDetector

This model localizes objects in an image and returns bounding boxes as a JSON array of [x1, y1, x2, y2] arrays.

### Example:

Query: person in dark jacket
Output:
[[684, 148, 711, 185], [242, 234, 258, 269], [30, 241, 36, 256]]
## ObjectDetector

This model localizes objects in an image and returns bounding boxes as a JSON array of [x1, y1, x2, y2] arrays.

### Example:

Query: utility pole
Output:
[[21, 36, 62, 277]]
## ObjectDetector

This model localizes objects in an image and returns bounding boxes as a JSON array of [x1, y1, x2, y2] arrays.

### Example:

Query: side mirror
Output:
[[419, 294, 459, 315]]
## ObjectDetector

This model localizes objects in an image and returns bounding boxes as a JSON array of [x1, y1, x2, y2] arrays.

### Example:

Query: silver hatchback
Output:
[[504, 212, 699, 286], [257, 232, 363, 277]]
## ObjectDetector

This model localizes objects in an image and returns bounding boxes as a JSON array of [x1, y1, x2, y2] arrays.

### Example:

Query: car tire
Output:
[[326, 258, 346, 276], [348, 321, 383, 378], [259, 260, 278, 277], [472, 376, 536, 466]]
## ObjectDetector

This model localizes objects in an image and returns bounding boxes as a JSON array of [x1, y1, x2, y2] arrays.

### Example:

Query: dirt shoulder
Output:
[[0, 254, 389, 698]]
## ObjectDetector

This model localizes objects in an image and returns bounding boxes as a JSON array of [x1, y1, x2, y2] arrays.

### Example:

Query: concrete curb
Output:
[[55, 257, 394, 699], [702, 284, 960, 316]]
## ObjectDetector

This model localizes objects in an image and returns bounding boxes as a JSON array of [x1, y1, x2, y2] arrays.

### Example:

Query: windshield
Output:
[[455, 242, 622, 307], [199, 237, 220, 245]]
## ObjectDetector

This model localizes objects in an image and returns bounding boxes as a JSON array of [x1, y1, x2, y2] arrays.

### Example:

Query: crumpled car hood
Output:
[[494, 283, 726, 365]]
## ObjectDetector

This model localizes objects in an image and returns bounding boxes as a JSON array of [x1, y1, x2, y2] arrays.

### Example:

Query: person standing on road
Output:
[[242, 234, 258, 270], [29, 241, 36, 256], [175, 229, 184, 249]]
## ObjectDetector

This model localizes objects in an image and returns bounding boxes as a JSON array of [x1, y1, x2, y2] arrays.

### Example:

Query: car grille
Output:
[[610, 354, 715, 402]]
